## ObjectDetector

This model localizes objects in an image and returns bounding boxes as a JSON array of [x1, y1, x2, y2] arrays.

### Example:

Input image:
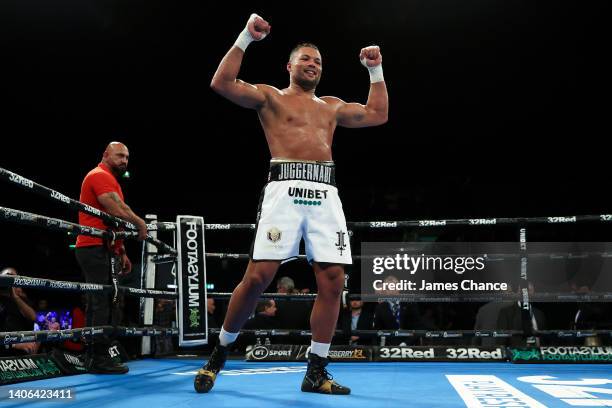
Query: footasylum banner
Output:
[[176, 215, 208, 347], [508, 346, 612, 363], [0, 354, 62, 384]]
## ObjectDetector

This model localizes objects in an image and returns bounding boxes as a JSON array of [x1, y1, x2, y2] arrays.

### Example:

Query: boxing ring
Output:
[[2, 360, 612, 407], [1, 166, 612, 407]]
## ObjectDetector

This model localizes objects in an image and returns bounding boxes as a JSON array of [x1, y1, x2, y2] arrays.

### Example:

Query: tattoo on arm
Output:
[[99, 192, 143, 228], [109, 192, 122, 203], [109, 192, 133, 211]]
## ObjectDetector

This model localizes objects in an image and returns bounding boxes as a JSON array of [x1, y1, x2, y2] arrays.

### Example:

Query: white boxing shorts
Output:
[[250, 158, 352, 265]]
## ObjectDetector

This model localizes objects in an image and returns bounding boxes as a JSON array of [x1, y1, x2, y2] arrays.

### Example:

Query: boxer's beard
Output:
[[294, 74, 320, 91]]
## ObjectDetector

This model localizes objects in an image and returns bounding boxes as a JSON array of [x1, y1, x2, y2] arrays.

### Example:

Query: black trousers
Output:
[[75, 245, 122, 355]]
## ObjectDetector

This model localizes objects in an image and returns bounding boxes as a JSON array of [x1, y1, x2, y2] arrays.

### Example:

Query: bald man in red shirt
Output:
[[75, 142, 147, 374]]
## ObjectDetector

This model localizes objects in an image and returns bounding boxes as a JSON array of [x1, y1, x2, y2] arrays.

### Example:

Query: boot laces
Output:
[[312, 364, 333, 383], [206, 347, 226, 371]]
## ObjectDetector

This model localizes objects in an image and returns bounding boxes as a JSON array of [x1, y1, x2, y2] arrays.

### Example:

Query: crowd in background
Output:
[[3, 266, 611, 359]]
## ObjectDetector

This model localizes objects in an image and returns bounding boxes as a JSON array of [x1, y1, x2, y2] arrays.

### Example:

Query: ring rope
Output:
[[150, 214, 612, 232], [203, 251, 612, 261], [205, 290, 612, 302], [2, 326, 610, 346], [0, 274, 177, 299], [0, 326, 179, 346], [3, 207, 607, 301], [0, 167, 175, 254], [0, 167, 134, 230], [0, 206, 176, 255], [211, 328, 612, 339]]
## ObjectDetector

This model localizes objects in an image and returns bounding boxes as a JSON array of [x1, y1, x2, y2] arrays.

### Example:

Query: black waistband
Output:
[[268, 161, 336, 186]]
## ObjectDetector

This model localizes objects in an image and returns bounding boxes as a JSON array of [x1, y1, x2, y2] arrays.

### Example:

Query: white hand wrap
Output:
[[361, 57, 384, 83], [234, 13, 266, 51]]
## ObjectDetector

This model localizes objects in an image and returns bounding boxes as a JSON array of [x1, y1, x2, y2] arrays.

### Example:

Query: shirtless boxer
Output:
[[195, 13, 388, 395]]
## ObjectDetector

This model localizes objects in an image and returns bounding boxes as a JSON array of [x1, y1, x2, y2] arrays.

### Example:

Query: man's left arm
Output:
[[335, 45, 388, 128]]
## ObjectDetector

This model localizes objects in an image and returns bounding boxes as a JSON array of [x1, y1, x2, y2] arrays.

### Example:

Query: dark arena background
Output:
[[1, 1, 611, 407]]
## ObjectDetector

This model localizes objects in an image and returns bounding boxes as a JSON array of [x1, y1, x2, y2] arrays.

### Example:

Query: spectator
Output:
[[34, 313, 48, 331], [496, 284, 546, 347], [339, 297, 374, 345], [373, 275, 427, 345], [472, 300, 513, 346], [569, 282, 611, 346], [277, 277, 297, 294], [275, 276, 311, 330], [48, 315, 60, 331], [473, 285, 515, 346], [154, 299, 175, 355], [243, 300, 278, 330], [0, 267, 40, 355], [63, 295, 86, 352]]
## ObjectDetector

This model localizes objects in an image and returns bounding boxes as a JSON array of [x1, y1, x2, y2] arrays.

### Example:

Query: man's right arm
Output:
[[97, 192, 148, 240], [210, 14, 271, 109], [12, 289, 36, 322]]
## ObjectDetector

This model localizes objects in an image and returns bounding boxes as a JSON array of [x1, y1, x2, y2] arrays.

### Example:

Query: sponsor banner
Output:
[[376, 346, 506, 362], [11, 277, 48, 288], [78, 283, 104, 291], [370, 221, 398, 228], [0, 355, 62, 385], [246, 345, 304, 361], [177, 216, 208, 346], [245, 345, 372, 362], [509, 346, 612, 363], [327, 347, 371, 361], [247, 344, 612, 364], [447, 375, 547, 408]]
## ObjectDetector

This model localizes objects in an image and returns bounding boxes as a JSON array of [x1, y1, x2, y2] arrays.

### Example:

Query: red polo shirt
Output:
[[76, 163, 124, 251]]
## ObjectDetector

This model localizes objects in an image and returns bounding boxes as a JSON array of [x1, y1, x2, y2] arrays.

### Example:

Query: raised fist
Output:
[[246, 13, 271, 41], [360, 45, 382, 68]]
